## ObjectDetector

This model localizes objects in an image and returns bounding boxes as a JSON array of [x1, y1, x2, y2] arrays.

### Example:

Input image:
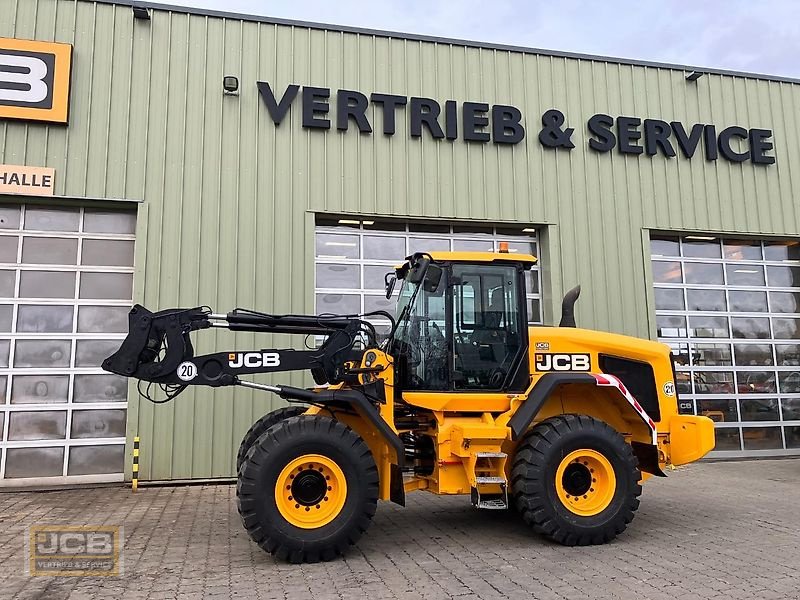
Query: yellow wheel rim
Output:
[[275, 454, 347, 529], [555, 449, 616, 517]]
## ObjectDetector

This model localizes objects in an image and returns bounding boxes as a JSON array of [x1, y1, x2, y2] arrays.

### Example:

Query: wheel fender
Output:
[[509, 372, 657, 444], [508, 372, 664, 476]]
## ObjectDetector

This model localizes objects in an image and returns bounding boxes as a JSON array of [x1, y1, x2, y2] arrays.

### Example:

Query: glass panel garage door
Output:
[[0, 205, 135, 484], [315, 218, 542, 343], [651, 234, 800, 457]]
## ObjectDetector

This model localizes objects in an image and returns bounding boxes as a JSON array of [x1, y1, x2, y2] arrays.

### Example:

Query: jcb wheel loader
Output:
[[104, 248, 715, 563]]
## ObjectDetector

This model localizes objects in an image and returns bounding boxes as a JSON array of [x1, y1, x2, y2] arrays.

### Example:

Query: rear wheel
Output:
[[236, 405, 306, 472], [511, 414, 641, 546], [237, 415, 378, 563]]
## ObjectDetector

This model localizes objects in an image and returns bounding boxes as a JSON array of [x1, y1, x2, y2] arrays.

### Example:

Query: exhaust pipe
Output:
[[559, 285, 581, 327]]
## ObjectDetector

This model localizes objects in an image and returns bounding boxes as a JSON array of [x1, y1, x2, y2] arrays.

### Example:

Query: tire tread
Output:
[[237, 415, 378, 563], [511, 414, 642, 546], [236, 406, 306, 471]]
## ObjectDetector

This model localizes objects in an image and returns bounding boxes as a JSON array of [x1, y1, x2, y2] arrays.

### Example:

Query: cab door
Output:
[[450, 263, 528, 392]]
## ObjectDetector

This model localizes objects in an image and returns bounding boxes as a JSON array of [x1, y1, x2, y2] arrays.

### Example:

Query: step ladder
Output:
[[469, 451, 509, 510]]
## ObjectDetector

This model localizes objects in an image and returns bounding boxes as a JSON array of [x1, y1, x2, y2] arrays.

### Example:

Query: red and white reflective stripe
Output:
[[592, 373, 658, 444]]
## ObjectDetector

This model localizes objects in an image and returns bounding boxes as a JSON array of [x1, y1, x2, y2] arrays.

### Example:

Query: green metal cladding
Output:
[[3, 0, 800, 480]]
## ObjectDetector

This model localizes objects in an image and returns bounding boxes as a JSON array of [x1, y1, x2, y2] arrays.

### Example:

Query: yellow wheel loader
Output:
[[104, 248, 715, 563]]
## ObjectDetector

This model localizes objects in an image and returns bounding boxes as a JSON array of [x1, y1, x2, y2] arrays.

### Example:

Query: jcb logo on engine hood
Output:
[[0, 37, 73, 123], [228, 352, 281, 368], [535, 353, 591, 372]]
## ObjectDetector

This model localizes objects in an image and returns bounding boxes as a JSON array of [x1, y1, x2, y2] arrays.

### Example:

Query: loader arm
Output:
[[103, 303, 406, 474], [102, 304, 377, 392]]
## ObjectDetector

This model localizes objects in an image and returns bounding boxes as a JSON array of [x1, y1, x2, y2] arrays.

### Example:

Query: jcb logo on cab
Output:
[[0, 37, 73, 123], [534, 353, 591, 372]]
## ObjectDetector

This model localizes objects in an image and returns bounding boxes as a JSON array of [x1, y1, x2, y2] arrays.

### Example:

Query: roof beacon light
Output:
[[499, 241, 509, 253]]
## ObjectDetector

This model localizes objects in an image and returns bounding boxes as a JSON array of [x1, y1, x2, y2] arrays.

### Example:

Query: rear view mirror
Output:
[[384, 273, 397, 299], [408, 255, 431, 284], [423, 264, 443, 293]]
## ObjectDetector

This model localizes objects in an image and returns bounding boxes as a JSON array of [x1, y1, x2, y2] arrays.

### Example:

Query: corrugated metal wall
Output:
[[3, 0, 800, 479]]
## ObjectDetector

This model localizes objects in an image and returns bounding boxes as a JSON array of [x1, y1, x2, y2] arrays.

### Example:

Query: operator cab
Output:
[[387, 251, 536, 393]]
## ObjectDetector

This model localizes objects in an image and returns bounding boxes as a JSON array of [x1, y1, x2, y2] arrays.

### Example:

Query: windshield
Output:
[[389, 266, 449, 390], [394, 278, 418, 325]]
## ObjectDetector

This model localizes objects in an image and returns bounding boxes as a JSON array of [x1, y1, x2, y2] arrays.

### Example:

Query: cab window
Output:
[[452, 264, 523, 390]]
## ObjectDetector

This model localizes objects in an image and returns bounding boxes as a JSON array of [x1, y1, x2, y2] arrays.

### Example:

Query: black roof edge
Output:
[[98, 0, 800, 86]]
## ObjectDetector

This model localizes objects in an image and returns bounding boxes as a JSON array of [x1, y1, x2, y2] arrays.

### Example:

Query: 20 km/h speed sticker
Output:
[[177, 361, 198, 382]]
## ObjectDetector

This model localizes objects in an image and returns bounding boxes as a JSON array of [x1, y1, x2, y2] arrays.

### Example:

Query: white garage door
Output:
[[651, 234, 800, 457], [0, 204, 135, 485], [315, 217, 542, 342]]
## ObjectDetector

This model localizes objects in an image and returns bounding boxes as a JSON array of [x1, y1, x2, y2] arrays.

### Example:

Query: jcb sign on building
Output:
[[0, 37, 72, 123]]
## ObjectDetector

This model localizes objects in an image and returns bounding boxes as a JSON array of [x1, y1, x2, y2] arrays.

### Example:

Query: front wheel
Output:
[[237, 415, 378, 563], [511, 414, 641, 546]]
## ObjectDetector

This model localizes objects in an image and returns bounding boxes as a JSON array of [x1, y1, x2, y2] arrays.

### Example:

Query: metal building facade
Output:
[[2, 0, 800, 481]]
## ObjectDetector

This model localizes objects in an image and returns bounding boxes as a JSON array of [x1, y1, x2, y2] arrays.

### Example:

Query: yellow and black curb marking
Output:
[[132, 436, 139, 492]]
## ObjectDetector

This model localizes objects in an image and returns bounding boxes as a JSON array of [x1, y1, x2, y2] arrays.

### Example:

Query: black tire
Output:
[[236, 406, 306, 472], [237, 415, 378, 563], [511, 414, 641, 546]]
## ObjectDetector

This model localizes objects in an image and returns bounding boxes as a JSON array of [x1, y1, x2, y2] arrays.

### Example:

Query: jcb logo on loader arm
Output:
[[534, 353, 591, 372], [228, 352, 281, 368]]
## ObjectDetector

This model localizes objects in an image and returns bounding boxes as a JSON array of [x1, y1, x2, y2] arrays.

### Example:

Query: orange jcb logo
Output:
[[0, 37, 73, 123]]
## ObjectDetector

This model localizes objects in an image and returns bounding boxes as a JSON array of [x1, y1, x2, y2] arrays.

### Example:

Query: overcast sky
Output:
[[152, 0, 800, 78]]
